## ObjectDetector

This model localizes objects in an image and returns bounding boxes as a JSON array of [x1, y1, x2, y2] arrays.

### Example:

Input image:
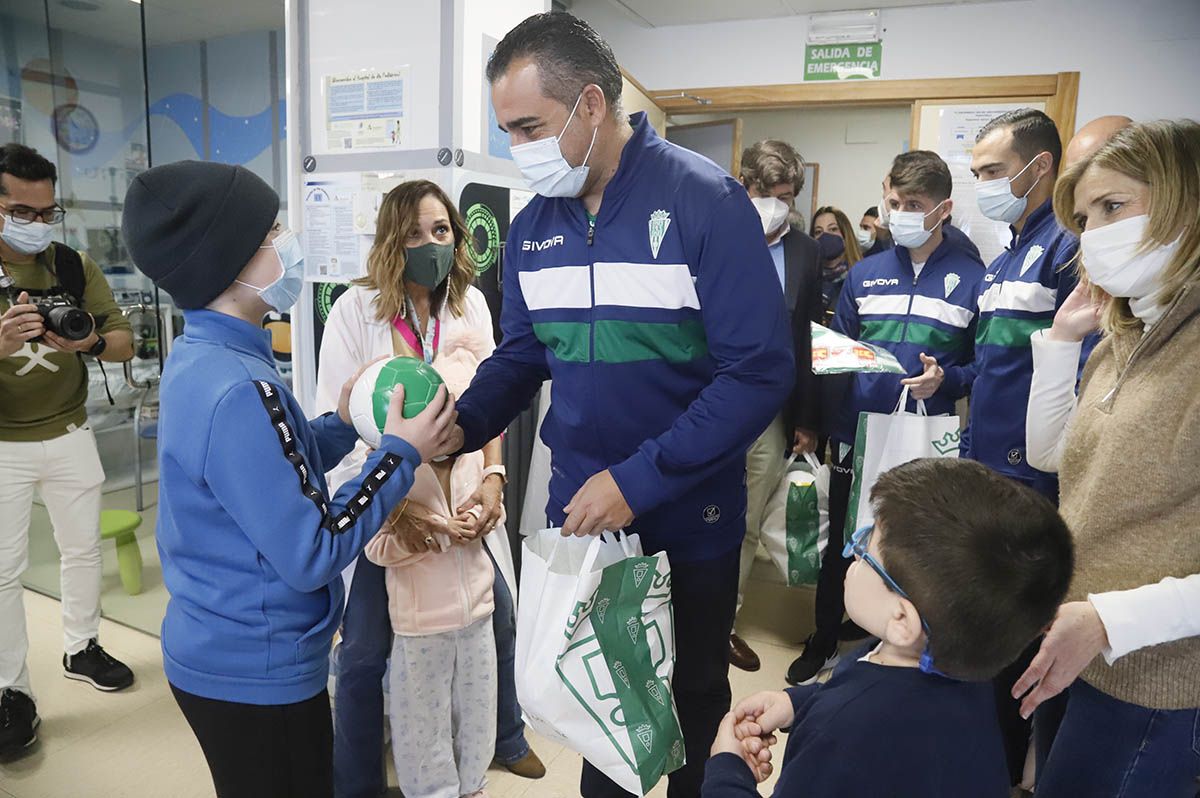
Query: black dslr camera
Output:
[[1, 276, 95, 342]]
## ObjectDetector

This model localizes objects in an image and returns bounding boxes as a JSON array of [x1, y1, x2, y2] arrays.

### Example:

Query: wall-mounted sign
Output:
[[803, 42, 882, 81]]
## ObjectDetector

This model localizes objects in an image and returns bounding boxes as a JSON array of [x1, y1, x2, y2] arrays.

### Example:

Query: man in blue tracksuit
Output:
[[452, 13, 793, 798], [962, 109, 1081, 502], [121, 161, 456, 796], [917, 110, 1087, 785], [790, 150, 984, 687], [963, 108, 1083, 786]]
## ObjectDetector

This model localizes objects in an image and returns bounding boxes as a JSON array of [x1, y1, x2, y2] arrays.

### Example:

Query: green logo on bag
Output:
[[613, 660, 630, 688], [555, 555, 686, 793], [646, 679, 666, 706], [636, 723, 654, 753], [931, 430, 961, 455], [596, 598, 610, 624]]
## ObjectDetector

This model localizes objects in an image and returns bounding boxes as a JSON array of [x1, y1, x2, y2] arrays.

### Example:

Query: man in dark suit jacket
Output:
[[733, 140, 823, 672]]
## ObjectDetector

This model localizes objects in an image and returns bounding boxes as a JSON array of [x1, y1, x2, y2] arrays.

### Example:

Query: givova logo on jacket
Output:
[[557, 556, 685, 793]]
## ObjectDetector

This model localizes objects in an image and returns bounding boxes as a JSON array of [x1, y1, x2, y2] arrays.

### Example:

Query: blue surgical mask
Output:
[[509, 92, 598, 198], [889, 200, 947, 249], [237, 229, 305, 311], [975, 154, 1045, 224]]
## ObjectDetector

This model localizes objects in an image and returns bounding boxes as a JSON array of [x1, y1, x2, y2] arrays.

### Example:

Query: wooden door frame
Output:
[[665, 118, 744, 177], [648, 72, 1080, 153]]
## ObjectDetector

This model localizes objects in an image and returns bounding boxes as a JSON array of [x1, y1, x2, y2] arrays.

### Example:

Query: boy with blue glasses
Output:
[[701, 458, 1074, 798]]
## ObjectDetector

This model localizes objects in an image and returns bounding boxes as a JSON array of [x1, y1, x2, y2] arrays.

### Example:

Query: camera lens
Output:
[[45, 305, 95, 341]]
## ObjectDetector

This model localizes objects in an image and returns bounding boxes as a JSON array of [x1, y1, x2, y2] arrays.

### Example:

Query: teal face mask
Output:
[[405, 242, 456, 289]]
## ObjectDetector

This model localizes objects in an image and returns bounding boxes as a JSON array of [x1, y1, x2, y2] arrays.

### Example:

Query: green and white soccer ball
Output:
[[348, 356, 444, 448]]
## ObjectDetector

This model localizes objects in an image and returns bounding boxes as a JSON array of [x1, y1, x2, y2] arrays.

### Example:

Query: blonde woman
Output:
[[1018, 119, 1200, 797], [316, 180, 537, 798]]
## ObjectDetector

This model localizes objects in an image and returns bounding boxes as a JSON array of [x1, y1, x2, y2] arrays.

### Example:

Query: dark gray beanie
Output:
[[122, 161, 280, 309]]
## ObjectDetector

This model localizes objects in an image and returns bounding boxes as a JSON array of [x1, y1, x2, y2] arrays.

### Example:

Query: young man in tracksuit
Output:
[[788, 150, 984, 687], [450, 13, 794, 798], [965, 109, 1082, 785], [121, 161, 457, 795]]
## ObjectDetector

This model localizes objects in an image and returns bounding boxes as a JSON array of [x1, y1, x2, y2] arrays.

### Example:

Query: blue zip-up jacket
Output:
[[156, 310, 420, 704], [962, 199, 1078, 492], [455, 112, 794, 563], [701, 649, 1008, 798], [829, 236, 984, 446]]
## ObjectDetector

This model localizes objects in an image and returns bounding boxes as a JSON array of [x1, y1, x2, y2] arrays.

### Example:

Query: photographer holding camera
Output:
[[0, 143, 135, 760]]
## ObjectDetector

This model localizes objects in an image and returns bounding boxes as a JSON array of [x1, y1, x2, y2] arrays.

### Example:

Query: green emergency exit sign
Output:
[[804, 42, 882, 81]]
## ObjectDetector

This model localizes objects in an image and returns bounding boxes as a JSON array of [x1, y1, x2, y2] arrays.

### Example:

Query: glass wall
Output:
[[2, 0, 286, 634]]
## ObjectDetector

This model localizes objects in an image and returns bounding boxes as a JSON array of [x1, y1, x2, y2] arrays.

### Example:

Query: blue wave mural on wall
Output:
[[147, 93, 286, 164], [17, 93, 284, 172]]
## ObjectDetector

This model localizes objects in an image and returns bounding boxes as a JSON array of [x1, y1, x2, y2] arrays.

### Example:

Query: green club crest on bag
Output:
[[636, 723, 654, 753], [613, 660, 630, 688], [632, 561, 650, 587], [555, 554, 685, 793], [646, 679, 666, 706], [931, 429, 961, 455]]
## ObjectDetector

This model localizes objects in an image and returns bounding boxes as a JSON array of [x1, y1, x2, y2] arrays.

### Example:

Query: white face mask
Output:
[[877, 197, 890, 229], [1080, 214, 1179, 300], [236, 229, 306, 312], [975, 155, 1044, 224], [509, 93, 598, 198], [0, 214, 56, 256], [889, 200, 946, 249], [855, 226, 876, 250], [750, 196, 790, 239]]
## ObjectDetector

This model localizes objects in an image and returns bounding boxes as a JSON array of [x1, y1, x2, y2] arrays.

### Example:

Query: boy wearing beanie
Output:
[[122, 161, 458, 796]]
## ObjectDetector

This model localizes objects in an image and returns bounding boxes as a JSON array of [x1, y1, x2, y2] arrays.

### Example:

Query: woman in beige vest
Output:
[[1016, 119, 1200, 796]]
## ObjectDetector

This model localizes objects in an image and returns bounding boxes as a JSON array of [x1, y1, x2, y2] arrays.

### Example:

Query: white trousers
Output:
[[737, 413, 787, 616], [0, 426, 105, 697], [388, 615, 497, 798]]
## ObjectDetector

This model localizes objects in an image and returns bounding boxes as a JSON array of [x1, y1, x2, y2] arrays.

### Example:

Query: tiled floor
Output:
[[2, 560, 814, 797]]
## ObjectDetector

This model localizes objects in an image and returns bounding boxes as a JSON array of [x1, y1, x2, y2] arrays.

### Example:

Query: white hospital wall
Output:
[[672, 106, 912, 227], [575, 0, 1200, 125]]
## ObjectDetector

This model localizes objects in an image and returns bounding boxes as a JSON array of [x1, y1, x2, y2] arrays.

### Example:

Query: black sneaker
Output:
[[838, 619, 870, 642], [0, 689, 39, 760], [786, 634, 840, 686], [63, 639, 134, 692]]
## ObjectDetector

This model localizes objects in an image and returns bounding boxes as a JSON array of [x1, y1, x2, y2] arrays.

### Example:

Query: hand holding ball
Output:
[[349, 357, 457, 462]]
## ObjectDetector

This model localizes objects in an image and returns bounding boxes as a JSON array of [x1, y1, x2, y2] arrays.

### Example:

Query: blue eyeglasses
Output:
[[843, 524, 948, 678]]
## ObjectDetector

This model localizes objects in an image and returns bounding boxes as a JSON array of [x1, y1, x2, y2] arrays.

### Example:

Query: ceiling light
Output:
[[807, 10, 882, 45]]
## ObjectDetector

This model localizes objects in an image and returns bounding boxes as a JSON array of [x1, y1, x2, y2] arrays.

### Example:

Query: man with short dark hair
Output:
[[0, 143, 135, 759], [924, 107, 1081, 786], [731, 139, 823, 674], [959, 108, 1079, 504], [858, 206, 890, 257], [787, 150, 983, 687], [452, 12, 795, 797]]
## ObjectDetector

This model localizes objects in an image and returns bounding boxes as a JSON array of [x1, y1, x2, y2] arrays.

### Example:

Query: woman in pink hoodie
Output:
[[316, 181, 503, 798]]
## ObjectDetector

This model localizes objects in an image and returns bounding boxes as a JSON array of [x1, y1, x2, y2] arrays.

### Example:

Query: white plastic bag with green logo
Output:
[[761, 453, 829, 587], [516, 529, 685, 796], [811, 322, 906, 375], [845, 386, 962, 535]]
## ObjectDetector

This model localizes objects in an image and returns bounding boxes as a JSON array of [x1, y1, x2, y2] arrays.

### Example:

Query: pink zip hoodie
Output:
[[364, 321, 497, 636]]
